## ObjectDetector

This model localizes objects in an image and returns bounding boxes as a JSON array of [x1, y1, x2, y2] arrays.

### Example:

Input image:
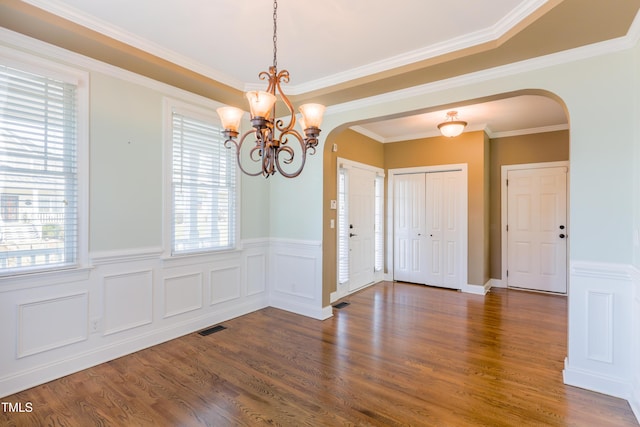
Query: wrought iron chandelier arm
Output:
[[273, 129, 308, 178], [223, 129, 264, 177], [273, 70, 296, 133]]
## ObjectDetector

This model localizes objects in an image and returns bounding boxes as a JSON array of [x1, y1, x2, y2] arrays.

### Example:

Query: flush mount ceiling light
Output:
[[437, 111, 467, 138], [216, 0, 325, 178]]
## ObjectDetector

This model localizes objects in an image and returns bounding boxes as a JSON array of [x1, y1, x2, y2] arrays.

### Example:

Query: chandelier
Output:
[[216, 0, 325, 178], [437, 111, 467, 138]]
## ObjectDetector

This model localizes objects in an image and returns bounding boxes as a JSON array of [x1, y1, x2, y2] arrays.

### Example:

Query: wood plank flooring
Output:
[[2, 282, 637, 426]]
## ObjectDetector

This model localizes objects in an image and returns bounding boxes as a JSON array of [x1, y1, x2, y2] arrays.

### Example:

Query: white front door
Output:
[[393, 173, 427, 284], [348, 167, 376, 291], [425, 171, 464, 289], [507, 167, 567, 293]]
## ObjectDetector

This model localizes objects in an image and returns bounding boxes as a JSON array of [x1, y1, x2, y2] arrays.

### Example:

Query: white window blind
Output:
[[171, 111, 236, 255], [0, 64, 79, 275], [374, 175, 384, 272], [337, 168, 349, 284]]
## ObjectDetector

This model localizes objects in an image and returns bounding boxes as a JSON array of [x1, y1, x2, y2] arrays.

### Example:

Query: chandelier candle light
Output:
[[437, 111, 467, 138], [216, 0, 325, 178]]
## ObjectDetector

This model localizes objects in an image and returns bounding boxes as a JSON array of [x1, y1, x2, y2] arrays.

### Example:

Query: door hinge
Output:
[[506, 224, 509, 232], [506, 270, 509, 277], [506, 179, 509, 186]]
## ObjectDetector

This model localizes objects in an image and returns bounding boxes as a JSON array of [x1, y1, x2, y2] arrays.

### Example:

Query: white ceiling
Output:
[[353, 95, 568, 142], [22, 0, 568, 139]]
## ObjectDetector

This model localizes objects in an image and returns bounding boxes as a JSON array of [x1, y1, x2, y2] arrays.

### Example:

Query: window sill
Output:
[[161, 247, 242, 267], [0, 266, 93, 292]]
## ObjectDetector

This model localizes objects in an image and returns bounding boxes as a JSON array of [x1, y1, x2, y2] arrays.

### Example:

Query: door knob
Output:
[[559, 233, 566, 238], [350, 233, 357, 237]]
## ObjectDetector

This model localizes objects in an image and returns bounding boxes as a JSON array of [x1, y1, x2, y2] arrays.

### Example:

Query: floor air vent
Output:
[[333, 302, 350, 309], [198, 325, 227, 336]]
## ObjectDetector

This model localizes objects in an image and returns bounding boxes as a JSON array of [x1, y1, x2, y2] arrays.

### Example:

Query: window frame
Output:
[[0, 47, 89, 280], [163, 98, 241, 259]]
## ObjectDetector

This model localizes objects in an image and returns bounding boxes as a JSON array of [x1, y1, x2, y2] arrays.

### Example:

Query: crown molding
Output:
[[487, 124, 569, 139], [349, 126, 385, 143], [21, 0, 246, 90], [11, 1, 640, 100], [351, 122, 570, 143], [21, 0, 551, 95], [258, 5, 639, 95], [269, 1, 551, 95], [328, 17, 640, 118], [350, 124, 490, 143]]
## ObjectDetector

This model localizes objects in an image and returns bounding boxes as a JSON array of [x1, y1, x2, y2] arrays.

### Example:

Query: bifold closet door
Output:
[[393, 173, 427, 284], [394, 170, 464, 289], [424, 171, 463, 289]]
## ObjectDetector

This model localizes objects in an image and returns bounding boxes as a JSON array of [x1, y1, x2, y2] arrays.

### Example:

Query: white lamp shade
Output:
[[245, 91, 276, 118], [216, 106, 244, 132], [438, 121, 467, 137], [299, 103, 326, 129]]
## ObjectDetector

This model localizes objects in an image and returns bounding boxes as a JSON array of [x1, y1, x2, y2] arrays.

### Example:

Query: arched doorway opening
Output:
[[321, 89, 570, 305]]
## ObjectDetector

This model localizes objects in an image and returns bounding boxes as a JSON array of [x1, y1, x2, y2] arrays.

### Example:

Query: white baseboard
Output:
[[563, 357, 631, 399], [270, 295, 332, 320], [462, 280, 491, 295], [330, 291, 339, 303], [490, 278, 506, 288]]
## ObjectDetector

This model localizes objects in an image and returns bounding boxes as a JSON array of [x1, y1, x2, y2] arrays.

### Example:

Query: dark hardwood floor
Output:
[[2, 282, 637, 426]]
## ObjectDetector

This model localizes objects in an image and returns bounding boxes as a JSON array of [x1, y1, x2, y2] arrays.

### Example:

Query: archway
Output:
[[321, 89, 570, 306]]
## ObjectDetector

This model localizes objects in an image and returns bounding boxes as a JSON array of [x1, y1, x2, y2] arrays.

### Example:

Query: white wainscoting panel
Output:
[[246, 253, 267, 296], [163, 273, 203, 318], [274, 252, 316, 299], [586, 291, 613, 363], [269, 239, 329, 320], [103, 270, 153, 335], [17, 292, 88, 358], [210, 265, 241, 305], [564, 261, 634, 400]]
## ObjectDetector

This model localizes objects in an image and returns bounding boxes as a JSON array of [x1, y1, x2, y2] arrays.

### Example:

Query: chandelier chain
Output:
[[272, 0, 278, 70]]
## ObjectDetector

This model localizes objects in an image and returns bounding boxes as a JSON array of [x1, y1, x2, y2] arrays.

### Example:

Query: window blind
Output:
[[171, 112, 236, 255], [374, 175, 384, 272], [337, 168, 349, 284], [0, 64, 78, 275]]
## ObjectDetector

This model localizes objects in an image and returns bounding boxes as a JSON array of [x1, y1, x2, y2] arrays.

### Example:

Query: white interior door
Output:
[[507, 167, 567, 293], [348, 167, 376, 291], [393, 173, 427, 284], [425, 171, 463, 289]]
